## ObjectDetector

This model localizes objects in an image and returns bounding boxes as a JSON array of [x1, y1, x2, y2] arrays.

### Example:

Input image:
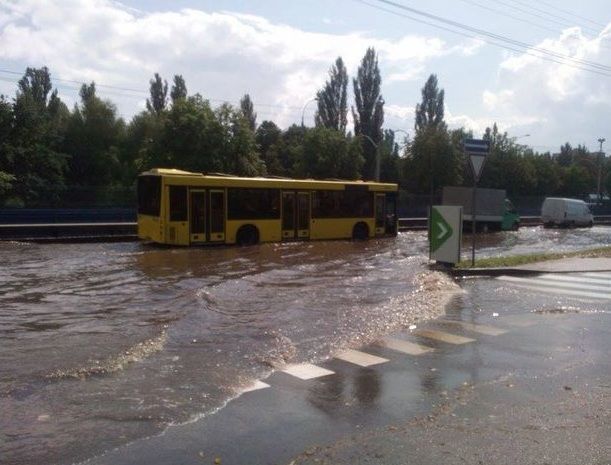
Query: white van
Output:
[[541, 197, 593, 228]]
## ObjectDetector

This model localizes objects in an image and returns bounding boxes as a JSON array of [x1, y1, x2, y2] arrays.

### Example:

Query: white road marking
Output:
[[379, 337, 434, 355], [578, 272, 611, 281], [241, 380, 270, 393], [497, 276, 611, 300], [524, 275, 611, 293], [334, 349, 388, 367], [539, 274, 611, 287], [440, 320, 507, 336], [282, 363, 334, 380], [415, 329, 475, 345]]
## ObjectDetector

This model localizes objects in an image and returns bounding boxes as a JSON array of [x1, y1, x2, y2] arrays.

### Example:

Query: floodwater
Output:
[[1, 226, 609, 465]]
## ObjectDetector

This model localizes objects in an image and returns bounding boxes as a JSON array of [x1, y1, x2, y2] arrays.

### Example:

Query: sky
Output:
[[0, 0, 609, 153]]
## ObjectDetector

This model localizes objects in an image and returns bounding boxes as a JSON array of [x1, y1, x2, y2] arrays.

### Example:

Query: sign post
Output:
[[429, 205, 462, 265], [463, 138, 490, 266]]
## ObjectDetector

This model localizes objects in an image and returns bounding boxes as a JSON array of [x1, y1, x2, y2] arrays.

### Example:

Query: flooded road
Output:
[[1, 226, 610, 465]]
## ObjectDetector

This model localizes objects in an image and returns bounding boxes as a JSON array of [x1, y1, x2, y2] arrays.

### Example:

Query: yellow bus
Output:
[[137, 168, 398, 246]]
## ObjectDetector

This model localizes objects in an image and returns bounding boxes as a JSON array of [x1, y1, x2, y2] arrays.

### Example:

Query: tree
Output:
[[255, 120, 283, 174], [146, 73, 168, 115], [239, 94, 257, 132], [295, 127, 363, 180], [557, 142, 573, 167], [315, 57, 348, 133], [415, 74, 445, 133], [352, 48, 384, 180], [408, 74, 461, 198], [5, 67, 69, 205], [63, 82, 125, 201], [170, 75, 187, 104]]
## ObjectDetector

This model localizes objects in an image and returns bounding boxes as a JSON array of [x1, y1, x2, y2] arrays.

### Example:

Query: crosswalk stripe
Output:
[[498, 276, 611, 300], [415, 329, 475, 345], [439, 320, 507, 336], [539, 274, 611, 287], [499, 281, 609, 301], [524, 277, 611, 293], [282, 363, 334, 380], [334, 349, 388, 367], [579, 272, 611, 280], [378, 337, 434, 355], [242, 380, 270, 393]]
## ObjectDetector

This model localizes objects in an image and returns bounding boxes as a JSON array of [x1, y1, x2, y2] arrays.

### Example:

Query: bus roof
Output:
[[140, 168, 398, 191]]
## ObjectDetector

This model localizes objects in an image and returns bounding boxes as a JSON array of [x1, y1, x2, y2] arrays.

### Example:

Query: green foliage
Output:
[[0, 64, 605, 208], [295, 127, 363, 179], [170, 75, 187, 104], [414, 74, 445, 133], [239, 94, 257, 132], [64, 83, 125, 195], [315, 57, 348, 133], [146, 73, 168, 115], [352, 48, 384, 180]]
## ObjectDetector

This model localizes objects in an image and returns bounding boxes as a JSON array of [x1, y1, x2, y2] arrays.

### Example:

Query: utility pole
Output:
[[597, 137, 606, 203], [362, 134, 380, 181], [301, 97, 318, 127]]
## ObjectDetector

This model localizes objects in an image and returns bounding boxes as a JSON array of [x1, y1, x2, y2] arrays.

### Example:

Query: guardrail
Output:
[[398, 215, 611, 231], [1, 215, 610, 241]]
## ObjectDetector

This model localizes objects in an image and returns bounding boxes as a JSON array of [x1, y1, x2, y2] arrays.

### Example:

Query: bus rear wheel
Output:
[[352, 222, 369, 241], [236, 225, 259, 246]]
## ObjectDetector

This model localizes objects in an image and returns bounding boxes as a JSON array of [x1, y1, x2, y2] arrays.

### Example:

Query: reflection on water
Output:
[[1, 225, 608, 465]]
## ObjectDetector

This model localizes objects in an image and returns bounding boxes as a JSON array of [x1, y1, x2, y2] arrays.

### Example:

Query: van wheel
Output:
[[352, 222, 369, 241], [588, 221, 594, 228], [236, 225, 259, 246], [543, 222, 553, 229], [511, 222, 519, 231]]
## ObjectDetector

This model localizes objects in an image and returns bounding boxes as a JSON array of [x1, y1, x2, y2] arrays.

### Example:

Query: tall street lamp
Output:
[[597, 137, 606, 203], [301, 97, 318, 127], [361, 134, 380, 182]]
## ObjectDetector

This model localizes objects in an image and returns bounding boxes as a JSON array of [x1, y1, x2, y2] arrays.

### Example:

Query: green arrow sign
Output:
[[430, 207, 453, 252]]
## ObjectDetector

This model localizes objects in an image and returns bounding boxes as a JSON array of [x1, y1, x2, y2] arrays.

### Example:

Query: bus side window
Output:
[[169, 186, 188, 222]]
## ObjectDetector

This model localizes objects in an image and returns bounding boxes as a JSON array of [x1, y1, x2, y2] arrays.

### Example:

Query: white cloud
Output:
[[0, 0, 481, 127], [478, 24, 611, 148]]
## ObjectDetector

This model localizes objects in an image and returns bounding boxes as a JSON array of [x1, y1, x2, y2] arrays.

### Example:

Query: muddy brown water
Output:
[[1, 226, 609, 465]]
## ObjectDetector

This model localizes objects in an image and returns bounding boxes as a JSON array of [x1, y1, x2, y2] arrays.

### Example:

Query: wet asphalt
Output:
[[85, 270, 611, 465]]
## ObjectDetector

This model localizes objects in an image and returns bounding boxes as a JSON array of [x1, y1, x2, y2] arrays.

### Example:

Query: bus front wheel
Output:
[[352, 222, 369, 241], [236, 225, 259, 246]]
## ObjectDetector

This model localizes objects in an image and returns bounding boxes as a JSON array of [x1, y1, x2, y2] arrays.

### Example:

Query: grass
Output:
[[455, 245, 611, 269]]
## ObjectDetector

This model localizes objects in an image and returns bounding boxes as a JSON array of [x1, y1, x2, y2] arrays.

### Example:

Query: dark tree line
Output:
[[0, 55, 609, 208]]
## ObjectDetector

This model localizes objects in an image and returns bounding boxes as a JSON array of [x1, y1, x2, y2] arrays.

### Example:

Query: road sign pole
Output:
[[463, 138, 490, 268], [471, 181, 476, 266]]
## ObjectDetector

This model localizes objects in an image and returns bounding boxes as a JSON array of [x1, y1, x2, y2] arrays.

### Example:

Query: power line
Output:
[[362, 0, 611, 76], [537, 0, 608, 29], [503, 0, 605, 37], [456, 0, 611, 51]]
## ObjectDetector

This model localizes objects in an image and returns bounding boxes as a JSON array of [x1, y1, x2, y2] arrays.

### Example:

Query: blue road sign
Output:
[[464, 138, 490, 155]]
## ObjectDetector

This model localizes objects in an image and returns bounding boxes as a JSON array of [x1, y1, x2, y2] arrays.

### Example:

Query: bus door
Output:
[[208, 189, 225, 242], [297, 191, 310, 239], [282, 191, 310, 239], [375, 193, 386, 236], [190, 189, 207, 243]]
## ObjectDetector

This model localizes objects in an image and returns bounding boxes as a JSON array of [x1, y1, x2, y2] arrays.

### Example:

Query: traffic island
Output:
[[439, 246, 611, 277]]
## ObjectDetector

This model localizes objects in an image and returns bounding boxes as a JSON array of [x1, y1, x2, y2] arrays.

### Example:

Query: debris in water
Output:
[[409, 324, 417, 330], [492, 312, 499, 317], [37, 414, 50, 421]]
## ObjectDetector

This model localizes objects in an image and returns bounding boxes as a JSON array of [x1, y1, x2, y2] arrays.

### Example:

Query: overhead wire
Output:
[[456, 0, 611, 51], [503, 0, 606, 37], [536, 0, 608, 29], [362, 0, 611, 76]]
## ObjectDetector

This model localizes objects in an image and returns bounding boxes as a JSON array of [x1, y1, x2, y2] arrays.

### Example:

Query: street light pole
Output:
[[362, 134, 380, 182], [301, 97, 318, 127], [597, 137, 606, 203]]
